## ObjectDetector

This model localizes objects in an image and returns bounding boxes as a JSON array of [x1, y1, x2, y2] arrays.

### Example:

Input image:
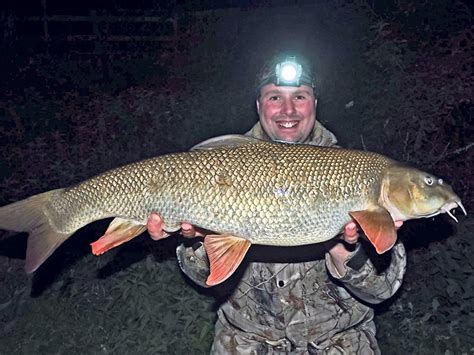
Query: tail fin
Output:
[[0, 189, 73, 273]]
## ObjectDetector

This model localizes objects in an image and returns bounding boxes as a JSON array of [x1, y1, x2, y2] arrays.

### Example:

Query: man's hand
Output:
[[147, 212, 404, 276], [328, 220, 404, 276], [146, 212, 206, 240]]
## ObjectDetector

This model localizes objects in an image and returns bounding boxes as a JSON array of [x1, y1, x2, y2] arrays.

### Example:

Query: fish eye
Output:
[[424, 176, 434, 186]]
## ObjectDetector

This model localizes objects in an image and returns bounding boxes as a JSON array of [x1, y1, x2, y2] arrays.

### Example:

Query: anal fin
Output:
[[91, 218, 146, 255], [204, 234, 251, 286], [349, 209, 397, 254]]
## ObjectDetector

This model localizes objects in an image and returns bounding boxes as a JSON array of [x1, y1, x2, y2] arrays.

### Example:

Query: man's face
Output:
[[256, 84, 317, 143]]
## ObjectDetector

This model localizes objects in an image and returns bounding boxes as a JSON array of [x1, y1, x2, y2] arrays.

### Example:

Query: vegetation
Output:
[[0, 1, 472, 354]]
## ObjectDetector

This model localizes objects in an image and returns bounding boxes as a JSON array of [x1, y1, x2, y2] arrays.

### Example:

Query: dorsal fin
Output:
[[191, 134, 262, 151]]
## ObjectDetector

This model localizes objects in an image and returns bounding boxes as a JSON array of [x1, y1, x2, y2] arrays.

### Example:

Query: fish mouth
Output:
[[423, 200, 467, 222]]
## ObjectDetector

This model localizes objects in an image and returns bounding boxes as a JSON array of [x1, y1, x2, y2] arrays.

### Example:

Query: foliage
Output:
[[376, 219, 474, 354], [359, 1, 473, 209], [357, 1, 473, 353], [0, 1, 472, 354], [0, 242, 216, 354]]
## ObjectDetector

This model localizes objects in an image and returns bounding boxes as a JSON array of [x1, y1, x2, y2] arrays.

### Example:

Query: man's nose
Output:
[[281, 98, 296, 116]]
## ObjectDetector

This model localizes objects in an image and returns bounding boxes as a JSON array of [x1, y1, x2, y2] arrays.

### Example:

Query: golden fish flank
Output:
[[0, 135, 466, 286]]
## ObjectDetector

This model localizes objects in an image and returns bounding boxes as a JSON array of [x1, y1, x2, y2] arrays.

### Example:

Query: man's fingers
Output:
[[344, 233, 359, 244], [147, 213, 162, 235], [147, 213, 206, 240], [394, 220, 403, 229], [149, 230, 170, 241], [181, 223, 196, 238], [182, 223, 206, 238], [342, 221, 359, 244], [344, 222, 357, 236], [147, 213, 170, 240]]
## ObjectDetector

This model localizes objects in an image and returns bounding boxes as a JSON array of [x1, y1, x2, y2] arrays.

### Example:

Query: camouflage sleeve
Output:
[[325, 242, 407, 304]]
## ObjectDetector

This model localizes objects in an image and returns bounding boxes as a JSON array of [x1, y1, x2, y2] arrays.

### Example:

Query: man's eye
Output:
[[295, 95, 307, 100], [268, 96, 280, 101]]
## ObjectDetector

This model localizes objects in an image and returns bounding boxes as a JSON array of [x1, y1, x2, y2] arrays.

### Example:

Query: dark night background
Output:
[[0, 0, 472, 354]]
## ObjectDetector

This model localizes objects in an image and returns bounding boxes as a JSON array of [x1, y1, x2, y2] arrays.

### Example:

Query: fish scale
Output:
[[44, 142, 390, 245], [0, 136, 465, 280]]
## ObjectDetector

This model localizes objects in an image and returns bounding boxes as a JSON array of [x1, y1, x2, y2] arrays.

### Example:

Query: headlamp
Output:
[[255, 54, 315, 95], [275, 56, 303, 86]]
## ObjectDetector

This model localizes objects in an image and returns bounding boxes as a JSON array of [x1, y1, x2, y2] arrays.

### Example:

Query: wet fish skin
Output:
[[49, 142, 390, 245], [0, 136, 465, 284]]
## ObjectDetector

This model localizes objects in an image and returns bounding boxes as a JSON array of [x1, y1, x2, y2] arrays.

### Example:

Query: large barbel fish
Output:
[[0, 135, 466, 286]]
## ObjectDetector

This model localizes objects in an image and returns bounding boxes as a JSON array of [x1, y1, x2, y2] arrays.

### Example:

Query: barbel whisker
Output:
[[446, 209, 458, 223], [457, 201, 467, 216]]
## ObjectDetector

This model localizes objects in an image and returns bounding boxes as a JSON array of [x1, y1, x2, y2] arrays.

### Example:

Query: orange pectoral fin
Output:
[[203, 234, 251, 286], [349, 209, 397, 254], [91, 218, 147, 255]]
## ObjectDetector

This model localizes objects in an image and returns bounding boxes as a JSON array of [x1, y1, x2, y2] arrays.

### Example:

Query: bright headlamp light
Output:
[[275, 56, 303, 86], [255, 54, 315, 95]]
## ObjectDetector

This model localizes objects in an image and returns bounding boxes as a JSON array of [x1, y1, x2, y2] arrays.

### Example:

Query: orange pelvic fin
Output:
[[204, 234, 251, 286], [349, 209, 397, 254], [91, 218, 146, 255]]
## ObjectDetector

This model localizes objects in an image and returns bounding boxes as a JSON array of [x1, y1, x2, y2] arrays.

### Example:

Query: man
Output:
[[147, 54, 406, 354]]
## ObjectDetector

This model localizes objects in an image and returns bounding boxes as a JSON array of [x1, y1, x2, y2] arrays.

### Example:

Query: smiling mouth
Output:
[[277, 121, 299, 128]]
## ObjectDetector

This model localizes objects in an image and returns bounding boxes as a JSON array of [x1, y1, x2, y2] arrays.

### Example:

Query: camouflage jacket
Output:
[[180, 121, 407, 354]]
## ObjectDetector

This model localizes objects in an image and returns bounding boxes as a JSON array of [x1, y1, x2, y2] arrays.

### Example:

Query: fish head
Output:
[[380, 165, 466, 222]]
